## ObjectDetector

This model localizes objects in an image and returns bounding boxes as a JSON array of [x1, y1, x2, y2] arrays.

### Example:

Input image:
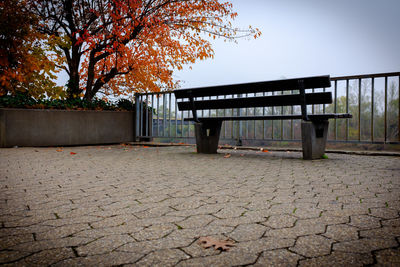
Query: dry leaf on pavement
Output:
[[198, 236, 235, 251], [224, 153, 231, 158]]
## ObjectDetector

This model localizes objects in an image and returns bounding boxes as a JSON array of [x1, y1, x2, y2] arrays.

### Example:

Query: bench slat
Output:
[[177, 92, 332, 111], [174, 75, 331, 98], [184, 113, 352, 122]]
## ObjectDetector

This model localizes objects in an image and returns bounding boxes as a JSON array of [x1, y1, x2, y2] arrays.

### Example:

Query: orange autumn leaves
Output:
[[72, 0, 261, 99], [5, 0, 260, 101], [0, 0, 63, 99]]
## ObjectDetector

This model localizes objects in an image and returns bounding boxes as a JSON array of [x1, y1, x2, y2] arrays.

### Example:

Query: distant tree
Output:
[[30, 0, 261, 101], [0, 0, 63, 99]]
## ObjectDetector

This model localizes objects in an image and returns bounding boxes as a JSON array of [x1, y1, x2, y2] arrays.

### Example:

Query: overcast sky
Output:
[[175, 0, 400, 89]]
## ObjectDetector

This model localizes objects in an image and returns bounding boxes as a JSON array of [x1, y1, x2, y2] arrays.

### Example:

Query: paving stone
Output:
[[127, 216, 186, 228], [290, 235, 333, 257], [166, 204, 225, 217], [333, 238, 398, 253], [177, 215, 215, 229], [181, 237, 222, 257], [375, 248, 400, 266], [359, 226, 400, 239], [35, 223, 91, 240], [41, 216, 103, 227], [53, 251, 144, 266], [234, 237, 295, 254], [263, 214, 297, 229], [133, 248, 190, 267], [76, 234, 134, 256], [0, 234, 34, 250], [381, 218, 400, 227], [0, 250, 32, 264], [209, 213, 266, 227], [134, 206, 176, 219], [6, 247, 75, 266], [299, 251, 373, 266], [73, 225, 144, 238], [89, 214, 139, 228], [172, 198, 207, 210], [131, 223, 176, 241], [369, 207, 400, 219], [176, 251, 258, 267], [228, 223, 267, 242], [323, 224, 359, 241], [0, 225, 55, 238], [254, 249, 303, 267], [117, 237, 195, 254], [264, 219, 326, 239], [213, 206, 249, 219], [349, 214, 381, 229], [166, 225, 235, 240], [317, 201, 343, 211], [9, 237, 95, 253]]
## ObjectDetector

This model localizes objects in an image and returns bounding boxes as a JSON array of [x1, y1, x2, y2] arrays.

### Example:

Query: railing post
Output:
[[236, 94, 242, 146], [134, 93, 140, 142], [346, 79, 349, 141], [371, 78, 374, 142]]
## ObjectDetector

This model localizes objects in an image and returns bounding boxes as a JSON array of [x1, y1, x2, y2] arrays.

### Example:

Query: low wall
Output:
[[0, 108, 134, 147]]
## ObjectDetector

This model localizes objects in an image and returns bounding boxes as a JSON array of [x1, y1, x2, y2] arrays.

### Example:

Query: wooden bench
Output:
[[174, 75, 352, 159]]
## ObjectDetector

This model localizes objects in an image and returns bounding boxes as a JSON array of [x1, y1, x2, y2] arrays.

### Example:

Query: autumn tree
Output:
[[0, 0, 63, 99], [30, 0, 260, 101]]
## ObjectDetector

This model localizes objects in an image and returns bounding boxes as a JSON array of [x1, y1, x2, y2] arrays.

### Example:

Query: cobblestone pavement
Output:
[[0, 145, 399, 266]]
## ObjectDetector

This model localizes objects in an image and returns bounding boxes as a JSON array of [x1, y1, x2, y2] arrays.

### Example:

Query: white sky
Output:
[[175, 0, 400, 89]]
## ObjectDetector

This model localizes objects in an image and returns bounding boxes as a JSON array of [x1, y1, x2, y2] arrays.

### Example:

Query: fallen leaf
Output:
[[143, 146, 150, 148], [262, 149, 269, 153], [178, 142, 185, 145], [224, 153, 231, 158], [198, 236, 235, 251], [56, 147, 63, 152], [70, 152, 77, 155]]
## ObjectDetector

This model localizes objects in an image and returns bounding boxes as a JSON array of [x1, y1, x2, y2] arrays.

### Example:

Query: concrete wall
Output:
[[0, 108, 134, 147]]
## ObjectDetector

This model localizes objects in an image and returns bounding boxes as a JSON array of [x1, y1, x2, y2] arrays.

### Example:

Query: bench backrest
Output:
[[174, 75, 332, 121]]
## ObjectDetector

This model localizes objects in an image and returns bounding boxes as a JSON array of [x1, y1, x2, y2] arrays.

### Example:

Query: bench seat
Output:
[[185, 113, 352, 122]]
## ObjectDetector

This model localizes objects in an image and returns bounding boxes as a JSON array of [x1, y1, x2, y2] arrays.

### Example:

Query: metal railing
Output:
[[134, 72, 400, 145]]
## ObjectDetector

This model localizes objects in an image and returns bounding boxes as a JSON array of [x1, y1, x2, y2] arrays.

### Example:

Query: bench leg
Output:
[[301, 120, 329, 160], [194, 121, 222, 154]]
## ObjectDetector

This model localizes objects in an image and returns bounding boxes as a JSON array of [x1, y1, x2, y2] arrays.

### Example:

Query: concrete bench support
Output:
[[194, 121, 222, 154], [301, 120, 329, 160]]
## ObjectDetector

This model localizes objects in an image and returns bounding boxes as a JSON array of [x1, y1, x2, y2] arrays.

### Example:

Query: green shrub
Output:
[[0, 94, 131, 111], [117, 99, 134, 111]]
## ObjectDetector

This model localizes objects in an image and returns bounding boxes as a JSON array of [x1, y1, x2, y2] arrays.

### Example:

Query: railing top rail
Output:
[[330, 72, 400, 81]]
